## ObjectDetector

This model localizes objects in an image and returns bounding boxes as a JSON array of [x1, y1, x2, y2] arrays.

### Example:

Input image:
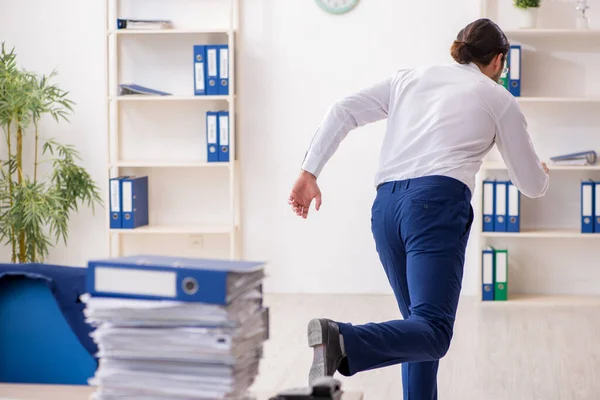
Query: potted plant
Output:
[[514, 0, 541, 29], [0, 43, 102, 263]]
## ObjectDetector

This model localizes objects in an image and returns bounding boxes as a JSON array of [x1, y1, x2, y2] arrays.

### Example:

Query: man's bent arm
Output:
[[301, 76, 393, 178]]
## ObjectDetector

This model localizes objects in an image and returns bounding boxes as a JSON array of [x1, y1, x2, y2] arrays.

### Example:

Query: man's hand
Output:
[[288, 170, 322, 219], [542, 162, 549, 174]]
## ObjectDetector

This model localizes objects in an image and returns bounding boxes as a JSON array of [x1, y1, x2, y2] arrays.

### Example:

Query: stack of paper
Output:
[[83, 255, 268, 400]]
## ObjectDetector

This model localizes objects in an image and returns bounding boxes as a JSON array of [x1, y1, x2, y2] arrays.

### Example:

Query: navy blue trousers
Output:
[[337, 175, 474, 400]]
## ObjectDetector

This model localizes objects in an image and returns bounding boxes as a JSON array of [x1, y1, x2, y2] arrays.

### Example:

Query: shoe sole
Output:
[[308, 318, 326, 385]]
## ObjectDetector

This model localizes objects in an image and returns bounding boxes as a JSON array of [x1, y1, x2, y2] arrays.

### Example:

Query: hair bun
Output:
[[450, 40, 473, 64]]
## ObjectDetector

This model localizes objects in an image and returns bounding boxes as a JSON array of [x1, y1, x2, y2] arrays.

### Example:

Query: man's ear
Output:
[[496, 53, 505, 70]]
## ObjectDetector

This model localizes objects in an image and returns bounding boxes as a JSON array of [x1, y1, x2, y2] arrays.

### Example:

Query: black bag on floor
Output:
[[269, 377, 343, 400]]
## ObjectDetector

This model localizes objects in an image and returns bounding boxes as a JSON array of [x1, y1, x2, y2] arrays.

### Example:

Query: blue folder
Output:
[[507, 181, 520, 233], [109, 177, 123, 229], [582, 180, 595, 233], [482, 180, 495, 232], [86, 255, 265, 305], [494, 181, 509, 232], [121, 176, 149, 229], [218, 45, 229, 95], [482, 249, 495, 301], [206, 45, 219, 95], [508, 45, 521, 97], [193, 45, 206, 96], [206, 111, 219, 162], [119, 84, 171, 96], [551, 150, 597, 165], [218, 110, 230, 162]]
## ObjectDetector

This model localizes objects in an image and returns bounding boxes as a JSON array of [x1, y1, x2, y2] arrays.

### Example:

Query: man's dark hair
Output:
[[450, 18, 510, 65]]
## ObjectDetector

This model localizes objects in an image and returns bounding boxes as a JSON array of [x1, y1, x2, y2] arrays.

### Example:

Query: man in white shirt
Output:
[[288, 18, 549, 400]]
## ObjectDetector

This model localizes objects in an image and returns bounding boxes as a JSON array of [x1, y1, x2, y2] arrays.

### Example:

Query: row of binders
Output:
[[482, 180, 521, 232], [194, 45, 230, 96], [581, 180, 600, 233], [109, 176, 149, 230], [83, 255, 269, 399], [481, 248, 509, 301], [498, 44, 521, 97], [207, 111, 230, 162]]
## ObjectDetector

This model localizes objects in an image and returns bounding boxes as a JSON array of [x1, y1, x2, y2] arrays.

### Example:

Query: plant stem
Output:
[[16, 124, 25, 262], [34, 123, 39, 182], [6, 123, 16, 263]]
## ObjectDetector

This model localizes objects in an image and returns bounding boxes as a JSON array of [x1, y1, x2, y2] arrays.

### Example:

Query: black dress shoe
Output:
[[307, 318, 345, 385]]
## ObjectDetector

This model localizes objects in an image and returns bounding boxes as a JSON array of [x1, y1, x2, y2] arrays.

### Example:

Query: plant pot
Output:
[[517, 7, 539, 29]]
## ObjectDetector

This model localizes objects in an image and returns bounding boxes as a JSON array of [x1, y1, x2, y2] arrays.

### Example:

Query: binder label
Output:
[[195, 62, 205, 91], [220, 47, 229, 79], [508, 184, 519, 216], [219, 114, 229, 146], [208, 48, 217, 77], [595, 183, 600, 218], [110, 180, 120, 212], [95, 267, 177, 297], [510, 47, 520, 80], [207, 115, 218, 145], [483, 182, 494, 215], [483, 252, 493, 284], [122, 181, 133, 212], [583, 184, 593, 216], [496, 183, 507, 215], [496, 252, 507, 283]]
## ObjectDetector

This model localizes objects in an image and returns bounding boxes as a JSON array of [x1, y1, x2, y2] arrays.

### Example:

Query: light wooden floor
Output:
[[250, 294, 600, 400]]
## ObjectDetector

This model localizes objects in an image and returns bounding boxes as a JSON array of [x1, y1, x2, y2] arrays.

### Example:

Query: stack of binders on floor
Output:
[[498, 44, 521, 97], [109, 176, 149, 229], [83, 255, 269, 400], [206, 110, 230, 162], [581, 180, 600, 233], [194, 44, 230, 96], [481, 247, 509, 301], [482, 180, 521, 233]]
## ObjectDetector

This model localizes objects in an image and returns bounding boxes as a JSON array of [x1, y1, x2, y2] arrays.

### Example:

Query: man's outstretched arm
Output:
[[289, 76, 393, 219]]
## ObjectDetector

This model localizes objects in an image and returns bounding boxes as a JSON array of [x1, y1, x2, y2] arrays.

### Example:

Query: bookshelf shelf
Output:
[[481, 229, 595, 239], [110, 95, 232, 102], [482, 162, 600, 171], [478, 294, 600, 306], [504, 29, 600, 38], [517, 97, 600, 103], [106, 0, 241, 259], [112, 160, 231, 169], [110, 224, 234, 235], [110, 28, 233, 36]]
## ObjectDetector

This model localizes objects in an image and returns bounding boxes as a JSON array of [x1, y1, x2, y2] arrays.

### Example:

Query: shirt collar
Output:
[[463, 62, 483, 74]]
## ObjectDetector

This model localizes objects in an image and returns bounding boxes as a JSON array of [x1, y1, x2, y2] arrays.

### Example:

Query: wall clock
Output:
[[315, 0, 360, 15]]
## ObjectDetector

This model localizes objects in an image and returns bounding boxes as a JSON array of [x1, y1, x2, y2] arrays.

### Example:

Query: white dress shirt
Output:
[[301, 62, 549, 198]]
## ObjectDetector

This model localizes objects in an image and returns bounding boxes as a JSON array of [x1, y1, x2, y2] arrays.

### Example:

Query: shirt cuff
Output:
[[301, 151, 325, 178]]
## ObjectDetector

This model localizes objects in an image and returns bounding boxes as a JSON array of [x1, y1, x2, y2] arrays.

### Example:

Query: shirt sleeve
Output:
[[495, 98, 549, 198], [301, 75, 393, 178]]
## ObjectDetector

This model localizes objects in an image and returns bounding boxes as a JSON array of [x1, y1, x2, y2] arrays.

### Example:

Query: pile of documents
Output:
[[83, 255, 268, 400]]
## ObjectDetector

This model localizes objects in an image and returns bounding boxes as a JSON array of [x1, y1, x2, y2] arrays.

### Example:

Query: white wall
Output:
[[2, 0, 597, 298], [238, 0, 481, 294]]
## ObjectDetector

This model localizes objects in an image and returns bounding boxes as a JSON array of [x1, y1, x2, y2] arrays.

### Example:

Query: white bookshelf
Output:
[[106, 0, 241, 259], [477, 1, 600, 304]]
